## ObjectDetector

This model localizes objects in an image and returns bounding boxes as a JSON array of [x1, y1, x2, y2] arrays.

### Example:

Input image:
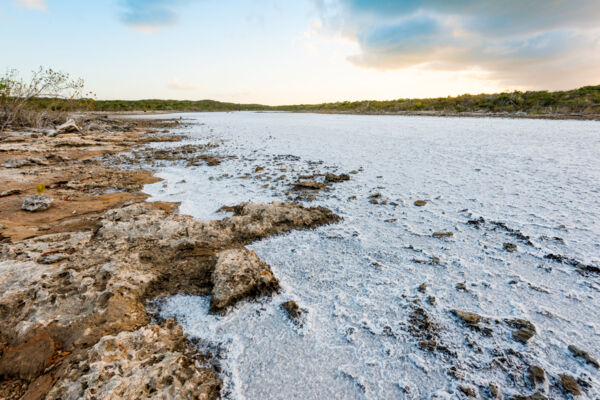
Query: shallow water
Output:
[[145, 112, 600, 399]]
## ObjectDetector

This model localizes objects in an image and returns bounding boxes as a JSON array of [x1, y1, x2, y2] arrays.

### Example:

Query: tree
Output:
[[0, 67, 90, 133]]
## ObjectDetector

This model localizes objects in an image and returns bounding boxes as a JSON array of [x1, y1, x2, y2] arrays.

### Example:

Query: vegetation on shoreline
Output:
[[3, 67, 600, 129], [31, 85, 600, 116], [277, 85, 600, 116], [1, 68, 92, 132]]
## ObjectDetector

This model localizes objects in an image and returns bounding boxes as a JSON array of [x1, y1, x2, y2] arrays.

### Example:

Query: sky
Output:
[[1, 0, 599, 104]]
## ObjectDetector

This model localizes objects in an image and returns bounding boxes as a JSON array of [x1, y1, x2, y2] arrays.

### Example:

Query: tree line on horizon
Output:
[[28, 85, 600, 116]]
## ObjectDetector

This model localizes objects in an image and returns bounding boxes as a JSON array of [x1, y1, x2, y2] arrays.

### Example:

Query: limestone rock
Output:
[[210, 248, 279, 312], [0, 333, 57, 380], [528, 365, 546, 385], [2, 158, 31, 168], [46, 322, 220, 400], [282, 300, 302, 319], [512, 328, 535, 343], [568, 344, 599, 369], [452, 310, 482, 325], [21, 195, 53, 212], [325, 173, 350, 183], [293, 181, 325, 190], [558, 374, 581, 396], [0, 189, 21, 197]]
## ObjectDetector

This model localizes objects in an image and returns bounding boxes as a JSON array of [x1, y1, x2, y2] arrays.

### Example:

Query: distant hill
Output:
[[28, 85, 600, 118]]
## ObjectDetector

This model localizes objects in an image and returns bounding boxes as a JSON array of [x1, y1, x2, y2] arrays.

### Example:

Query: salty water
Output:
[[143, 112, 599, 399]]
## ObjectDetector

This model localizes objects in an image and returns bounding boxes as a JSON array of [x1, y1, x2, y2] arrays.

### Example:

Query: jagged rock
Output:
[[456, 282, 468, 291], [2, 158, 31, 168], [568, 344, 599, 368], [26, 157, 49, 166], [409, 306, 439, 351], [210, 248, 280, 312], [0, 333, 57, 380], [504, 318, 536, 333], [414, 200, 427, 207], [513, 328, 535, 343], [529, 365, 546, 385], [503, 242, 517, 252], [44, 119, 81, 137], [56, 119, 80, 134], [46, 322, 220, 400], [418, 283, 427, 293], [282, 300, 302, 319], [0, 189, 21, 197], [558, 374, 581, 396], [293, 181, 324, 190], [98, 202, 339, 249], [21, 195, 53, 212], [325, 173, 350, 182], [452, 310, 482, 325]]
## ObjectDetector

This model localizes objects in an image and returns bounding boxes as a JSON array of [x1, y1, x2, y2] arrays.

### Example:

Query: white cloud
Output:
[[14, 0, 47, 11], [315, 0, 600, 89], [167, 77, 201, 91]]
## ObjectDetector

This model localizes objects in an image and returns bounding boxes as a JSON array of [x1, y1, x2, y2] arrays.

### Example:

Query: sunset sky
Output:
[[2, 0, 599, 104]]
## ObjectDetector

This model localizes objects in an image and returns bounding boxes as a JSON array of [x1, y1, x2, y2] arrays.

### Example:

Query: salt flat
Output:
[[145, 112, 600, 399]]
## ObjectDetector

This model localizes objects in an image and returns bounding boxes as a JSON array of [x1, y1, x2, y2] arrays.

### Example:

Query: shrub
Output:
[[0, 67, 92, 133]]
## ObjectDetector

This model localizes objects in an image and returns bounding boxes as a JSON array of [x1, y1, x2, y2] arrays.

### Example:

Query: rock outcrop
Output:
[[21, 195, 53, 212], [0, 117, 341, 399], [46, 321, 220, 400], [210, 248, 279, 312], [0, 200, 339, 398]]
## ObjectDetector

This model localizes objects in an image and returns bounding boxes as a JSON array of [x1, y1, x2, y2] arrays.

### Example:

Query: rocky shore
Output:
[[0, 117, 339, 399]]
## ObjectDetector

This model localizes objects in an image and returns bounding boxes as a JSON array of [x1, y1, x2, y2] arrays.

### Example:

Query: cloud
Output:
[[119, 0, 193, 32], [167, 77, 201, 91], [315, 0, 600, 88], [14, 0, 47, 11]]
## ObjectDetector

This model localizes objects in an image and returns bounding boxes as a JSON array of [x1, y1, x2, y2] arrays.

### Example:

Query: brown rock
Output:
[[414, 200, 427, 207], [504, 318, 537, 333], [293, 181, 325, 190], [0, 333, 57, 380], [325, 173, 350, 183], [558, 374, 581, 396], [46, 322, 220, 400], [513, 328, 535, 343], [528, 365, 546, 385], [568, 344, 600, 369], [22, 374, 54, 400], [433, 231, 454, 238], [452, 310, 482, 325], [210, 248, 280, 312], [282, 300, 302, 319]]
